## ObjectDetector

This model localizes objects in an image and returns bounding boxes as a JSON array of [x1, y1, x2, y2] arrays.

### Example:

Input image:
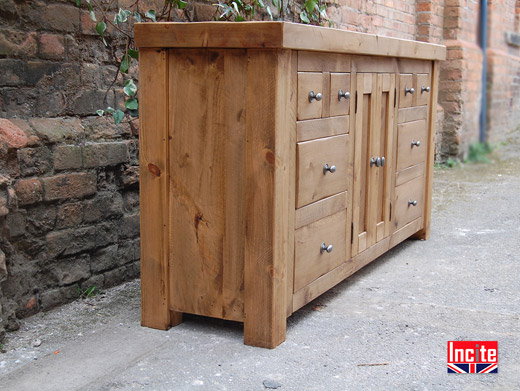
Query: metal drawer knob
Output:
[[421, 86, 430, 93], [309, 91, 323, 102], [320, 243, 333, 254], [408, 199, 418, 207], [323, 163, 336, 174], [411, 140, 421, 148], [338, 90, 350, 101], [405, 86, 415, 95]]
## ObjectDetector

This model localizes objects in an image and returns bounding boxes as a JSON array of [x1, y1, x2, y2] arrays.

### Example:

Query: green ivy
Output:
[[74, 0, 331, 124]]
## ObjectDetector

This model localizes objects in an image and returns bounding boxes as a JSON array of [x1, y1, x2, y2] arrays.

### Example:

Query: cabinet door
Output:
[[352, 73, 395, 256]]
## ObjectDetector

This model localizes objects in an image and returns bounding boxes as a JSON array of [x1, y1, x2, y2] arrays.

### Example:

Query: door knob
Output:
[[411, 140, 421, 148], [421, 86, 430, 93], [408, 199, 418, 206]]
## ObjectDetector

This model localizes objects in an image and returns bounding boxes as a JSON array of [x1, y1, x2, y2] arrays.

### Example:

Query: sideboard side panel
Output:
[[168, 49, 247, 322]]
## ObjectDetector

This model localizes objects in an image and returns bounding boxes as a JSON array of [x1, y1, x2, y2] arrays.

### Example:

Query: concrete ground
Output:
[[1, 133, 519, 391]]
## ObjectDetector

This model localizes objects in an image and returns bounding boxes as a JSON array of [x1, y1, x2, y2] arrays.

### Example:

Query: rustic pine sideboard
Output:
[[135, 22, 446, 348]]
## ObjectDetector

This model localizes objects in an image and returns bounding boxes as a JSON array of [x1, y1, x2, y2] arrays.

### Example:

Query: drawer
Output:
[[397, 119, 428, 171], [298, 72, 323, 120], [415, 73, 431, 106], [330, 73, 351, 116], [393, 175, 424, 231], [294, 209, 347, 292], [296, 134, 349, 208], [398, 74, 414, 108]]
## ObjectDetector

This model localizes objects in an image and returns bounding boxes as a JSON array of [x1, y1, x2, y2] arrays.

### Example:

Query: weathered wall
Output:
[[486, 0, 520, 142], [0, 0, 141, 340], [438, 0, 483, 160]]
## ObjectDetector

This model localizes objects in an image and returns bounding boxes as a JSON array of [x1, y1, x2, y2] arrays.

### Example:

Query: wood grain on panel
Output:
[[140, 48, 179, 330]]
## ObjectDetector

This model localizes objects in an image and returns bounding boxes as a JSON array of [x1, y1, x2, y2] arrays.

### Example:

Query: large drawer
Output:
[[294, 209, 347, 292], [296, 134, 349, 208], [397, 119, 428, 171], [393, 175, 424, 231]]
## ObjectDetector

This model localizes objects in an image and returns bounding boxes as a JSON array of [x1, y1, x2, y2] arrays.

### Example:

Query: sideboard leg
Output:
[[170, 310, 183, 327]]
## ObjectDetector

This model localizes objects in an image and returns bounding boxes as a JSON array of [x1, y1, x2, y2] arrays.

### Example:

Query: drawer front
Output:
[[297, 134, 349, 208], [415, 73, 431, 106], [399, 74, 414, 108], [330, 73, 351, 116], [294, 209, 347, 292], [397, 119, 428, 171], [393, 175, 424, 231], [298, 72, 323, 120]]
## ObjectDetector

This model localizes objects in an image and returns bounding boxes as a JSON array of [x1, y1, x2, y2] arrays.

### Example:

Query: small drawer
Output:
[[330, 73, 351, 117], [397, 119, 428, 171], [296, 134, 349, 208], [399, 74, 414, 108], [393, 175, 424, 231], [415, 73, 431, 106], [294, 209, 347, 292], [298, 72, 324, 120]]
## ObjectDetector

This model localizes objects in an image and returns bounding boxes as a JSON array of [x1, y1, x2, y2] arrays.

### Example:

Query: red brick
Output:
[[41, 173, 97, 201], [0, 119, 29, 150], [0, 30, 37, 58], [14, 178, 43, 205], [39, 34, 65, 59]]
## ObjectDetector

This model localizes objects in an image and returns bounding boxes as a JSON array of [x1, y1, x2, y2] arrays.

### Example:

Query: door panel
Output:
[[352, 73, 395, 256]]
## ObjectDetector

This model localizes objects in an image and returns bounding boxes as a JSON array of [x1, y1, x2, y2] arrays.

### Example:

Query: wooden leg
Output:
[[412, 227, 430, 240], [170, 310, 183, 327], [244, 312, 286, 349]]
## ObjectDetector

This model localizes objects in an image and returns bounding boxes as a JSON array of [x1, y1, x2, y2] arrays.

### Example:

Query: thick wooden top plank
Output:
[[134, 22, 446, 61]]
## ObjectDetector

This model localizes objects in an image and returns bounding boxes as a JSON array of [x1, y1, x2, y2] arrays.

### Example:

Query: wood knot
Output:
[[264, 149, 275, 165], [147, 163, 161, 177]]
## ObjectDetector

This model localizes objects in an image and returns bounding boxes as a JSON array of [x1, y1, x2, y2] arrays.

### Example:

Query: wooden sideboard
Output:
[[135, 22, 446, 348]]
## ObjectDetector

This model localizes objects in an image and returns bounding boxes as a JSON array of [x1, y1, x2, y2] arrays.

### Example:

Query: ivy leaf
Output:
[[304, 0, 318, 14], [114, 8, 131, 24], [319, 4, 328, 19], [127, 109, 139, 118], [124, 98, 138, 110], [300, 10, 310, 23], [266, 5, 273, 20], [128, 49, 139, 60], [106, 106, 115, 114], [96, 21, 106, 36], [123, 79, 137, 96], [177, 0, 188, 10], [257, 0, 264, 7], [75, 0, 81, 7], [120, 54, 130, 74], [113, 110, 125, 124], [145, 10, 157, 22], [133, 11, 142, 23], [96, 109, 104, 116]]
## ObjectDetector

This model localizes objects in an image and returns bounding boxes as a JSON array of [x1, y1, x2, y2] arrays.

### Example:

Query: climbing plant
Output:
[[73, 0, 330, 123]]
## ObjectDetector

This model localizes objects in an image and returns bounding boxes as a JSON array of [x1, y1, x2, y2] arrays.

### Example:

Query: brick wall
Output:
[[0, 0, 141, 339], [438, 0, 483, 159], [487, 0, 520, 142]]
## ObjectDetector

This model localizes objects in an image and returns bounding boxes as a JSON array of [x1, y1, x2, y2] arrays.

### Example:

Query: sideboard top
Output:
[[134, 22, 446, 61]]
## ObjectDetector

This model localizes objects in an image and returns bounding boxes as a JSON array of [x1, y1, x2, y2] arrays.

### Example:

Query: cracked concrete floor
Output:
[[0, 135, 519, 391]]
